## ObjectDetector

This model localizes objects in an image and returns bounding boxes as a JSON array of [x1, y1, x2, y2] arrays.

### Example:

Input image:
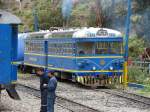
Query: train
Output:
[[20, 28, 125, 87], [0, 10, 21, 99]]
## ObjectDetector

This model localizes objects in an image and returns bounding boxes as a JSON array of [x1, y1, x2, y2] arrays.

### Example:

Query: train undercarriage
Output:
[[20, 65, 123, 88], [52, 72, 123, 88], [76, 75, 123, 87]]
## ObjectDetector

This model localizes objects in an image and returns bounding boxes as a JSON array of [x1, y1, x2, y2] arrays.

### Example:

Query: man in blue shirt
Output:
[[36, 68, 49, 112], [45, 71, 57, 112]]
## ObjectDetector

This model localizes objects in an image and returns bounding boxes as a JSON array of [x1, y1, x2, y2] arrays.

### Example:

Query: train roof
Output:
[[72, 28, 122, 38], [0, 10, 21, 24], [43, 28, 122, 38], [22, 28, 123, 39], [19, 31, 51, 39]]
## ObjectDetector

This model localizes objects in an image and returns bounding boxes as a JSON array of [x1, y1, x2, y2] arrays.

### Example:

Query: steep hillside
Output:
[[0, 0, 149, 45], [102, 0, 150, 44]]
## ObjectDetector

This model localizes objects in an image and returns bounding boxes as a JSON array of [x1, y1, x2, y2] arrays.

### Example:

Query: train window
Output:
[[96, 42, 123, 55], [25, 40, 44, 53], [77, 42, 95, 56], [48, 43, 74, 55]]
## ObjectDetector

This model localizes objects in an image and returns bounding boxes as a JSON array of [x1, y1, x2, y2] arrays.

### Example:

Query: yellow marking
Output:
[[77, 76, 80, 82], [79, 76, 81, 83], [100, 59, 105, 65], [48, 64, 53, 67], [11, 61, 21, 65], [124, 61, 128, 88], [48, 55, 123, 59], [25, 53, 45, 56], [24, 63, 123, 73], [121, 45, 123, 54], [119, 76, 122, 84], [81, 76, 84, 84], [11, 81, 17, 84], [109, 78, 112, 84], [25, 52, 123, 59], [48, 66, 123, 73], [24, 63, 46, 68], [84, 76, 87, 84], [48, 54, 74, 58]]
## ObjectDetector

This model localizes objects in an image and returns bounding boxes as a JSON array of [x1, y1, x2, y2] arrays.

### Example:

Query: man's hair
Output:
[[48, 71, 55, 75], [36, 68, 44, 72]]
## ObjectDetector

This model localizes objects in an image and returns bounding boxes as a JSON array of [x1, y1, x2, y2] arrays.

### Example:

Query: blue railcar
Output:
[[24, 28, 124, 87], [0, 10, 21, 99]]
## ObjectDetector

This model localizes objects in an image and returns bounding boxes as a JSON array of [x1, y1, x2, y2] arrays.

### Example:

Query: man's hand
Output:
[[43, 84, 48, 89], [43, 84, 47, 87]]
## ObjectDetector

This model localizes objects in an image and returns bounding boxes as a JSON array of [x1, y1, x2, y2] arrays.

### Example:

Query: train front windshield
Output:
[[77, 41, 123, 56], [96, 42, 123, 55]]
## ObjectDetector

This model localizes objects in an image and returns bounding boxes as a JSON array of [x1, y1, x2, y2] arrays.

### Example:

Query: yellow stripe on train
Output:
[[25, 53, 123, 59], [24, 63, 123, 73]]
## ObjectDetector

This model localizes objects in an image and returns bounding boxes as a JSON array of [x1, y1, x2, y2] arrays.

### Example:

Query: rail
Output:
[[94, 89, 150, 106], [16, 84, 101, 112]]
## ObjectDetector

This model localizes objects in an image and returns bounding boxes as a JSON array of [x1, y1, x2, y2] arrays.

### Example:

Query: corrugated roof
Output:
[[0, 10, 21, 24]]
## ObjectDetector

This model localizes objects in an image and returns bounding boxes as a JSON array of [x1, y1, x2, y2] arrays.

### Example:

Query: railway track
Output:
[[94, 89, 150, 106], [16, 84, 101, 112]]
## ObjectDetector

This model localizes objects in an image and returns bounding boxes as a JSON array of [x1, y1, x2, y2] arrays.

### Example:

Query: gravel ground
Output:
[[17, 74, 150, 112], [0, 90, 69, 112]]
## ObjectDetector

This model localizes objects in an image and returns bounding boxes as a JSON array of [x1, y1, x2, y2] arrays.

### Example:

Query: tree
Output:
[[36, 0, 63, 29], [88, 0, 105, 27], [0, 0, 3, 6], [129, 36, 145, 58]]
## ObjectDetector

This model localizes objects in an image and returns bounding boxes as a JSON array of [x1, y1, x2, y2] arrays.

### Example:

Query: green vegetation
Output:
[[129, 36, 145, 58], [128, 66, 149, 84], [136, 84, 150, 97], [1, 0, 105, 31], [1, 0, 149, 54], [128, 66, 150, 95]]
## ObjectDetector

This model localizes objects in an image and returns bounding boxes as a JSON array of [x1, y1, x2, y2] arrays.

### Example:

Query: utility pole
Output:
[[124, 0, 131, 88], [111, 0, 115, 28], [33, 8, 39, 32]]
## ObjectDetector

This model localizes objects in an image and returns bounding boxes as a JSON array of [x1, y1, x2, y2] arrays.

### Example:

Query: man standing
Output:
[[46, 71, 57, 112], [36, 68, 49, 112]]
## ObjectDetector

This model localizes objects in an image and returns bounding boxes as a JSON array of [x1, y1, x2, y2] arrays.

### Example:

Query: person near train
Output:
[[43, 71, 57, 112], [36, 68, 49, 112]]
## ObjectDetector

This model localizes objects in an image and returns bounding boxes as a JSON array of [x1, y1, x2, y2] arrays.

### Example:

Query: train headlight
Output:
[[109, 66, 113, 70], [92, 66, 96, 71]]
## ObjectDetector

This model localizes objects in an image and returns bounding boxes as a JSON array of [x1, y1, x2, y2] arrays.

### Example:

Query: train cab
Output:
[[72, 28, 124, 86]]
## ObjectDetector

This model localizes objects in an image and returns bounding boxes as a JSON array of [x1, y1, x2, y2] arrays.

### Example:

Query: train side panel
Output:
[[24, 54, 46, 68], [24, 39, 46, 68], [47, 57, 76, 71], [0, 25, 12, 84]]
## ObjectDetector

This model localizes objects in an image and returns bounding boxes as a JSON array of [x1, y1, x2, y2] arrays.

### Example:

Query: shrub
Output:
[[128, 66, 149, 84]]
